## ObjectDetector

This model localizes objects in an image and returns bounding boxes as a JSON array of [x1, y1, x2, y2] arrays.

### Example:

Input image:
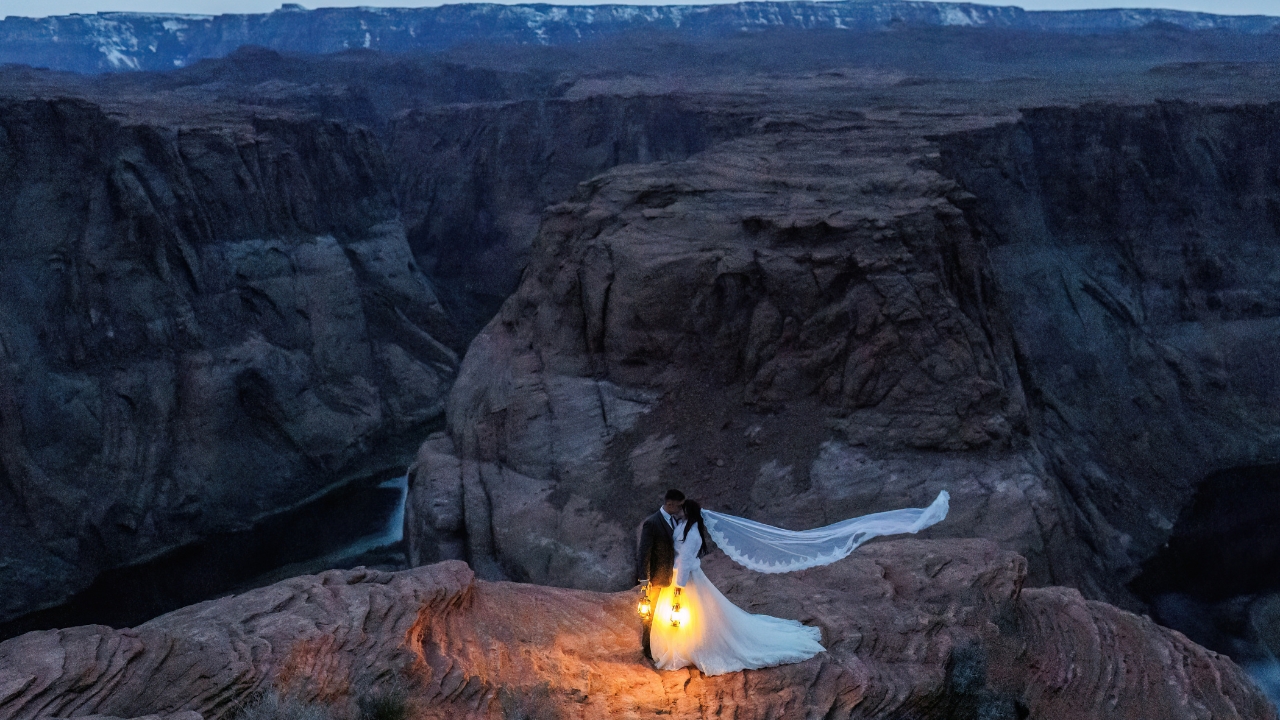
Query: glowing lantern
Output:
[[669, 604, 690, 628], [637, 583, 653, 619], [669, 588, 689, 628]]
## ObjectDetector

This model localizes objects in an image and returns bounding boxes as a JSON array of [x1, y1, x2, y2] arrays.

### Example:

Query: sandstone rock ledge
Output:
[[0, 541, 1271, 720]]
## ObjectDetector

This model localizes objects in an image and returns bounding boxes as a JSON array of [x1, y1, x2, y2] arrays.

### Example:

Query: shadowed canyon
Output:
[[2, 3, 1280, 718]]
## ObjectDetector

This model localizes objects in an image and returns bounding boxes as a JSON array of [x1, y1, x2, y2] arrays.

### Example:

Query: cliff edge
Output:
[[1, 541, 1271, 720]]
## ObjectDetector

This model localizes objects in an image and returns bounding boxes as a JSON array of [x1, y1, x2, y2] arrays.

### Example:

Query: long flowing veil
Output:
[[701, 490, 949, 573]]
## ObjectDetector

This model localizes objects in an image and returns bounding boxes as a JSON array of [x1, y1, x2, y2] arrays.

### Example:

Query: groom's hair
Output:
[[664, 489, 685, 502]]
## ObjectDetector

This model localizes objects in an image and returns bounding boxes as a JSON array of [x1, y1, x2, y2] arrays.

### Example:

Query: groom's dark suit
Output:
[[636, 510, 679, 659], [637, 510, 677, 587]]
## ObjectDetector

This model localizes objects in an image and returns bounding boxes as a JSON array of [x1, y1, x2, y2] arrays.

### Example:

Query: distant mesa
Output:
[[0, 1, 1277, 74]]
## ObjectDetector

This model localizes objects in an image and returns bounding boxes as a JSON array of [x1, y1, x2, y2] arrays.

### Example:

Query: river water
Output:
[[1245, 662, 1280, 707], [0, 473, 411, 641], [240, 474, 410, 588]]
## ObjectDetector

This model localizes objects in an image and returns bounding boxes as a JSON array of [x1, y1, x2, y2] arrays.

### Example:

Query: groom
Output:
[[636, 488, 685, 660]]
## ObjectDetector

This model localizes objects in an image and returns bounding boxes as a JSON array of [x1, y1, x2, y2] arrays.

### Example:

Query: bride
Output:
[[644, 491, 950, 676]]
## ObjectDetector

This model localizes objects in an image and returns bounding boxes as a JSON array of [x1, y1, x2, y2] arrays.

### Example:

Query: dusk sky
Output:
[[0, 0, 1277, 20]]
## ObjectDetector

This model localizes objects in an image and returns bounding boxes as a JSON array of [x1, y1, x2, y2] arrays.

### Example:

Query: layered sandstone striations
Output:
[[1, 542, 1271, 720], [0, 98, 456, 626], [939, 103, 1280, 651]]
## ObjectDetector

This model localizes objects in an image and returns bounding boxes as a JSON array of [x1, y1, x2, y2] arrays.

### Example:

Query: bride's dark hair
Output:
[[682, 499, 706, 541]]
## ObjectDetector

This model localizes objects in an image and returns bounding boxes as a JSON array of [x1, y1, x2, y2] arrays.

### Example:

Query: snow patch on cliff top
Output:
[[100, 12, 215, 21], [941, 6, 978, 26], [84, 15, 141, 69]]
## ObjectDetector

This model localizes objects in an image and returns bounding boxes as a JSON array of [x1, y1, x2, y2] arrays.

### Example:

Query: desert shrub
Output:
[[228, 675, 412, 720], [231, 691, 335, 720], [356, 685, 409, 720]]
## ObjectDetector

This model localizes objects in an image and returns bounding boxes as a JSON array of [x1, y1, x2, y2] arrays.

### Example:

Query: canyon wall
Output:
[[0, 99, 456, 626], [0, 54, 774, 628], [390, 96, 755, 337], [939, 100, 1280, 642], [939, 103, 1280, 564], [5, 18, 1280, 676]]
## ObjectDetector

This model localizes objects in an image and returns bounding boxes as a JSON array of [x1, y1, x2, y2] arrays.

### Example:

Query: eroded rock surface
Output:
[[1, 543, 1271, 720], [8, 15, 1280, 662]]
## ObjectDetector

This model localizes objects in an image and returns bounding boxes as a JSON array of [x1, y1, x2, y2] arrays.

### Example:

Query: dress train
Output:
[[648, 529, 824, 675]]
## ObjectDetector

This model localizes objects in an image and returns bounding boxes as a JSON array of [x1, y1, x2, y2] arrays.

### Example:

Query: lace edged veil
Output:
[[701, 490, 950, 574]]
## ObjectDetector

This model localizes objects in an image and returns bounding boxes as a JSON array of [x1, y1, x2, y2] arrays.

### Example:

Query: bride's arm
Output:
[[674, 527, 702, 587]]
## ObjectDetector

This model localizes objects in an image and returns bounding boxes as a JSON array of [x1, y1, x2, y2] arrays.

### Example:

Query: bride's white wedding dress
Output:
[[648, 490, 950, 676], [649, 525, 825, 675]]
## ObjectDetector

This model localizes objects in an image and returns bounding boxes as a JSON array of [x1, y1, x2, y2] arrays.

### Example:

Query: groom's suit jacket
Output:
[[636, 511, 676, 587]]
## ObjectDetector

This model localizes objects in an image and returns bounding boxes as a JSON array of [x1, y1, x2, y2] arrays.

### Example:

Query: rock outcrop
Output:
[[0, 98, 455, 627], [1, 542, 1272, 720], [406, 110, 1080, 595], [407, 97, 1280, 612]]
